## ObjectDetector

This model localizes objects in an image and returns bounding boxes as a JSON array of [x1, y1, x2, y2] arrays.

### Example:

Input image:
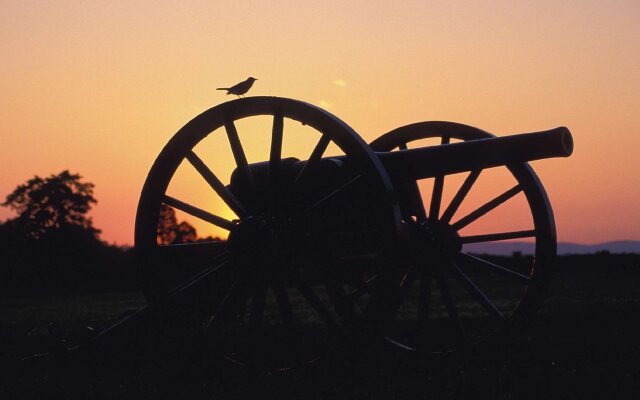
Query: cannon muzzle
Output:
[[377, 127, 573, 180]]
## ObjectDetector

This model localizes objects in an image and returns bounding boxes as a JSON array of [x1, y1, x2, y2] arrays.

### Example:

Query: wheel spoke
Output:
[[440, 169, 481, 224], [294, 134, 331, 186], [186, 150, 248, 218], [205, 276, 242, 327], [344, 274, 379, 300], [250, 283, 267, 326], [457, 253, 530, 284], [326, 279, 358, 322], [162, 195, 235, 231], [168, 255, 233, 297], [273, 285, 293, 324], [153, 242, 229, 281], [451, 184, 522, 230], [294, 273, 338, 327], [432, 263, 466, 341], [447, 261, 505, 321], [268, 112, 284, 211], [460, 229, 536, 244], [399, 143, 427, 221], [224, 118, 255, 190], [429, 175, 445, 222], [389, 267, 419, 317], [400, 265, 420, 291], [428, 136, 449, 221], [418, 270, 433, 326]]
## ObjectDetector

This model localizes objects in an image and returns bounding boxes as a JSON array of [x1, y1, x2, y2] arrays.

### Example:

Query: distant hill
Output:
[[464, 240, 640, 255]]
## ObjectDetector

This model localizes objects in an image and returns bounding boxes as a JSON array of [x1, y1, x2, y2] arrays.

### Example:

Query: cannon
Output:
[[135, 97, 572, 369]]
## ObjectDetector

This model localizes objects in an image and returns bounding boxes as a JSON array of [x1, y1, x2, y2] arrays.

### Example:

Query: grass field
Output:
[[0, 292, 146, 337], [1, 267, 638, 340], [1, 265, 639, 399], [0, 266, 636, 368]]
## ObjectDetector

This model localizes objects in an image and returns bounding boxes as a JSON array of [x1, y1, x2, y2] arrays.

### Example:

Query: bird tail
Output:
[[216, 88, 228, 90]]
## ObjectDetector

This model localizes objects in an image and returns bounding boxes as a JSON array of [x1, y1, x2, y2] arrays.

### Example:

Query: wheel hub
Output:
[[227, 215, 295, 272], [229, 216, 272, 250], [409, 220, 462, 259]]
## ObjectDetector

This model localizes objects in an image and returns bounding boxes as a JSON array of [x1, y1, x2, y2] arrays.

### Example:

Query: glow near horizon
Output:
[[1, 1, 639, 245]]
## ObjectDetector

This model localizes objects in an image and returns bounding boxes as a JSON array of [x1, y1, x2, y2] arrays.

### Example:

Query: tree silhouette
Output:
[[157, 204, 178, 245], [0, 171, 106, 294], [2, 170, 99, 240], [156, 204, 198, 245], [175, 221, 197, 243]]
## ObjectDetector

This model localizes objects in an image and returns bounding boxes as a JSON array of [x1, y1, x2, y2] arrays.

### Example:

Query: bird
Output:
[[217, 77, 257, 97]]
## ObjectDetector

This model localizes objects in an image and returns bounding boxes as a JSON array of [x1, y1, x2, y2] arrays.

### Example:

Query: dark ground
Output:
[[1, 264, 639, 400]]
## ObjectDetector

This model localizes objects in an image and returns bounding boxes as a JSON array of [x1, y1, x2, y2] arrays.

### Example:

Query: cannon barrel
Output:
[[376, 126, 573, 181], [229, 127, 573, 198]]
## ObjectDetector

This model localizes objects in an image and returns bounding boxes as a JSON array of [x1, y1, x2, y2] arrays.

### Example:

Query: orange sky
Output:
[[1, 1, 639, 245]]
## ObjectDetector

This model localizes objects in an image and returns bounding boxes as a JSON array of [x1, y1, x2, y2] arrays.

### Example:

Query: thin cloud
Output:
[[318, 100, 333, 109], [332, 79, 347, 87]]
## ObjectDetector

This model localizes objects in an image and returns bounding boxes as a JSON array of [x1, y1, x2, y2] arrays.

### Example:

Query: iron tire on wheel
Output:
[[134, 96, 402, 369], [369, 121, 556, 353]]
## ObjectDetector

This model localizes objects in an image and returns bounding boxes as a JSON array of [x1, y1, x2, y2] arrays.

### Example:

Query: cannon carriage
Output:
[[135, 96, 572, 369]]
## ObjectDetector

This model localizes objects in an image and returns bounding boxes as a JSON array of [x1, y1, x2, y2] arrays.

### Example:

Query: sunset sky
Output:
[[1, 1, 639, 245]]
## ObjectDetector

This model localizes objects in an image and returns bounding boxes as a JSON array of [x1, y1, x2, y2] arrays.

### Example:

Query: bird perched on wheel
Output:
[[217, 77, 257, 98]]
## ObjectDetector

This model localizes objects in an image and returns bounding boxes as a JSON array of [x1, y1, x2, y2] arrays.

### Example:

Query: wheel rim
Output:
[[369, 121, 556, 353], [135, 97, 401, 369]]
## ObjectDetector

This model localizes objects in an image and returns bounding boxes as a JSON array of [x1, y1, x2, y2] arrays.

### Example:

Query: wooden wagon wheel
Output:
[[368, 121, 556, 353], [134, 97, 402, 369]]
